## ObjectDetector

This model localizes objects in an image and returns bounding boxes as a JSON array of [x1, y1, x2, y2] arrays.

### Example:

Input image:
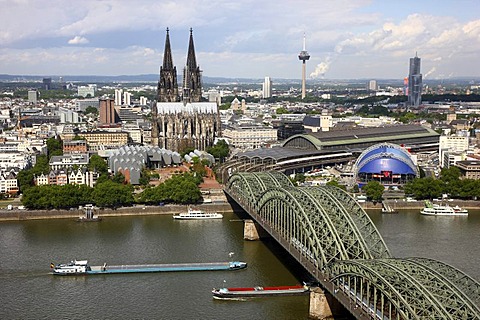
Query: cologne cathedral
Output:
[[151, 28, 220, 152]]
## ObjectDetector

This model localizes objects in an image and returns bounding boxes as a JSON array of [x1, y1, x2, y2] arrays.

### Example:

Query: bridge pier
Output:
[[243, 219, 267, 240], [309, 287, 346, 320]]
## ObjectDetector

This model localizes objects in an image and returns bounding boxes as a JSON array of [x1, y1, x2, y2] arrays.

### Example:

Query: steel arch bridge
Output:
[[225, 171, 480, 319]]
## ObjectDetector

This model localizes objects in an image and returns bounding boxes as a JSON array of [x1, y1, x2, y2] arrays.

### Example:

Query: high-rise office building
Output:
[[262, 76, 272, 99], [123, 92, 132, 106], [42, 78, 52, 90], [99, 98, 116, 124], [368, 80, 377, 91], [407, 53, 422, 106], [114, 89, 123, 105], [28, 90, 39, 104]]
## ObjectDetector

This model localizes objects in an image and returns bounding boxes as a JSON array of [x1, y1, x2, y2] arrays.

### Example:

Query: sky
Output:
[[1, 0, 479, 80]]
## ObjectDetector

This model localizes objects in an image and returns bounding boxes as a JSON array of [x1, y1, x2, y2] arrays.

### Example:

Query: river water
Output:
[[1, 210, 479, 319]]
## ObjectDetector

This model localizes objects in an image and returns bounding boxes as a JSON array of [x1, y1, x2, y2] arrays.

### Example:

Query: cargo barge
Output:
[[51, 260, 247, 275], [212, 285, 309, 299]]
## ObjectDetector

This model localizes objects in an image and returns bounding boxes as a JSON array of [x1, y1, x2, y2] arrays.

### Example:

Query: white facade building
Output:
[[123, 92, 132, 106], [0, 152, 30, 170], [77, 86, 96, 98], [439, 135, 469, 167], [263, 77, 272, 99], [0, 171, 18, 194], [222, 126, 277, 149], [115, 89, 123, 105], [49, 154, 89, 170]]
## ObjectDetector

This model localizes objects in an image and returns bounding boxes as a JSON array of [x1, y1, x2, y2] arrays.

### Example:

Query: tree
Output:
[[85, 106, 98, 115], [326, 179, 346, 191], [139, 167, 151, 186], [136, 173, 202, 205], [21, 184, 93, 209], [276, 107, 290, 114], [46, 137, 63, 158], [362, 181, 384, 201], [206, 140, 230, 161], [351, 184, 360, 193], [404, 177, 443, 200], [88, 154, 108, 174], [112, 171, 126, 184], [290, 173, 305, 185], [92, 180, 133, 208]]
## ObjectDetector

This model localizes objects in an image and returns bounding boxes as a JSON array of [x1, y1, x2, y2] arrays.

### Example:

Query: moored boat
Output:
[[420, 200, 468, 216], [77, 204, 102, 222], [212, 285, 309, 299], [381, 201, 398, 214], [173, 207, 223, 220], [51, 260, 246, 275]]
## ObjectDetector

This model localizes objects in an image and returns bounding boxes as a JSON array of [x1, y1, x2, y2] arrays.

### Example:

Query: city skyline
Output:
[[1, 0, 479, 80]]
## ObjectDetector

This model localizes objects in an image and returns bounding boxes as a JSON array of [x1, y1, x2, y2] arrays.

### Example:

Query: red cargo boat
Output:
[[212, 285, 309, 299]]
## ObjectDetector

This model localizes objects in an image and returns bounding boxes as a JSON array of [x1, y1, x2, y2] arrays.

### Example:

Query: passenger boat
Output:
[[420, 200, 468, 216], [173, 207, 223, 220], [51, 260, 246, 275], [212, 285, 309, 299]]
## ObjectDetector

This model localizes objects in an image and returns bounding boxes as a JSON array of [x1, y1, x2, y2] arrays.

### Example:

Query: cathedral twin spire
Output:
[[157, 28, 202, 103]]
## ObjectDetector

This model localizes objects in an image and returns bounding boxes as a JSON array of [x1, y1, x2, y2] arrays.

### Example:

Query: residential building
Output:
[[35, 173, 49, 186], [0, 170, 18, 195]]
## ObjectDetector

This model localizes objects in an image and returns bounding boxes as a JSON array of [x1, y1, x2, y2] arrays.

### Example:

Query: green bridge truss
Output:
[[225, 172, 480, 319]]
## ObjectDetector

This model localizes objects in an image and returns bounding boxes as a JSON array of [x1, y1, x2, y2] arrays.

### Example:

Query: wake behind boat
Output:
[[51, 260, 247, 275], [173, 207, 223, 220], [420, 200, 468, 216], [212, 285, 309, 299]]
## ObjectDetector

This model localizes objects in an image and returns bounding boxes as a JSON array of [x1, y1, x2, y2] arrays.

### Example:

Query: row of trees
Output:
[[136, 173, 202, 205], [21, 171, 204, 210], [355, 167, 479, 202], [21, 180, 134, 209], [404, 167, 480, 200]]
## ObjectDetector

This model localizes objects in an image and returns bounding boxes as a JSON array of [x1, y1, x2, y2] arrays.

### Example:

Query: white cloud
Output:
[[0, 1, 479, 78], [68, 36, 89, 45]]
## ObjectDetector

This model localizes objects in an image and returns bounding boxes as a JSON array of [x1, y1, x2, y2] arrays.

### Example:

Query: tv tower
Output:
[[298, 33, 310, 99]]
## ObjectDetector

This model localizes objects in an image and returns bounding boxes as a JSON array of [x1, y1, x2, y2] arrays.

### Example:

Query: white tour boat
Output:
[[173, 207, 223, 220], [420, 200, 468, 216]]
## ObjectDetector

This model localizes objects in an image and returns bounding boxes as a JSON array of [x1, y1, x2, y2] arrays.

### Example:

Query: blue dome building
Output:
[[354, 143, 418, 187]]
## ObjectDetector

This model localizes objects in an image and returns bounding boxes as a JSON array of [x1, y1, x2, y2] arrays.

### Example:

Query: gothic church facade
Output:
[[151, 28, 220, 152]]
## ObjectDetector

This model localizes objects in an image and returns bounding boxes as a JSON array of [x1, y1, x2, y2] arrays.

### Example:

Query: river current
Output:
[[0, 210, 478, 319]]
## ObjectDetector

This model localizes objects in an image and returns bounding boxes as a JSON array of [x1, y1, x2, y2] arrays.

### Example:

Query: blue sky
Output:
[[1, 0, 479, 79]]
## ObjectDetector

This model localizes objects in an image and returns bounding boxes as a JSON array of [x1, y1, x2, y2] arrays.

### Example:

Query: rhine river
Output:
[[1, 209, 479, 319]]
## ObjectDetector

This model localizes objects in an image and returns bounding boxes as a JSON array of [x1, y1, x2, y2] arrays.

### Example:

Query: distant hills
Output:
[[0, 73, 478, 86]]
